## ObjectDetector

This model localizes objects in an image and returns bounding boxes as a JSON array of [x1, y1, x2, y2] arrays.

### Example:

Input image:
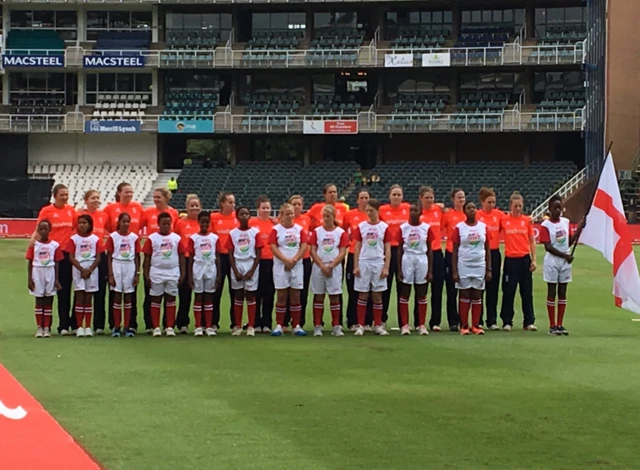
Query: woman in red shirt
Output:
[[343, 189, 373, 329], [476, 187, 504, 330], [35, 183, 77, 335], [419, 186, 445, 331], [379, 184, 410, 326], [174, 194, 203, 333], [307, 183, 349, 230], [289, 195, 312, 329], [249, 195, 276, 332], [77, 190, 109, 334], [500, 191, 537, 331], [103, 182, 143, 334], [441, 188, 467, 331]]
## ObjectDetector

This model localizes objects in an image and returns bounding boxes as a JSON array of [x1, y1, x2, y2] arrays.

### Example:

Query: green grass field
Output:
[[2, 239, 640, 469]]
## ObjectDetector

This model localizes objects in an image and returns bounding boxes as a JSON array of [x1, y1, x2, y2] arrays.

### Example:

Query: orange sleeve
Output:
[[339, 231, 350, 248], [142, 238, 153, 255], [268, 229, 278, 245], [528, 219, 534, 237], [187, 238, 195, 257], [539, 225, 550, 243], [352, 226, 362, 242], [300, 228, 309, 244], [226, 237, 235, 252], [216, 238, 223, 252], [178, 239, 187, 255], [308, 230, 318, 247], [451, 227, 460, 244], [65, 239, 76, 253], [383, 228, 391, 243], [105, 237, 114, 252], [396, 229, 404, 245], [96, 239, 105, 254], [135, 238, 141, 254], [255, 233, 265, 249], [25, 246, 34, 261], [37, 205, 50, 223], [427, 227, 435, 245], [54, 247, 64, 262]]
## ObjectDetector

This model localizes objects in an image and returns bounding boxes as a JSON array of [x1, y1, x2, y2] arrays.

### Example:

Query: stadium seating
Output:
[[306, 28, 364, 65], [11, 93, 65, 115], [312, 93, 362, 115], [0, 177, 53, 218], [393, 91, 449, 114], [163, 88, 219, 119], [29, 164, 157, 209], [455, 25, 513, 48], [173, 161, 359, 210], [540, 25, 587, 44], [92, 94, 149, 121], [537, 90, 586, 111], [390, 26, 449, 50], [457, 91, 512, 112], [349, 160, 577, 213], [166, 30, 221, 49], [6, 30, 64, 51]]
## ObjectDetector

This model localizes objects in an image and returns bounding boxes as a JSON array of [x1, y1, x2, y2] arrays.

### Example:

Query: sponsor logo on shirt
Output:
[[365, 230, 378, 247], [37, 248, 52, 266], [79, 241, 92, 259], [119, 240, 132, 259], [284, 232, 298, 249], [237, 235, 250, 253], [467, 230, 482, 247], [555, 229, 567, 245], [408, 230, 420, 248], [200, 239, 213, 258], [160, 239, 173, 258], [322, 237, 335, 253]]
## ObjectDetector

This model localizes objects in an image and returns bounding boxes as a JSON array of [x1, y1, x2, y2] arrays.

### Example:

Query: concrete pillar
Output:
[[2, 4, 9, 45], [77, 5, 86, 42], [2, 73, 9, 105], [77, 70, 85, 105], [152, 6, 159, 43], [525, 6, 535, 39], [306, 8, 314, 41], [452, 5, 462, 38], [151, 70, 158, 106]]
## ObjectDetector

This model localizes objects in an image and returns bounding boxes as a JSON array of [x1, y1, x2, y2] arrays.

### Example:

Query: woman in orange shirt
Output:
[[174, 194, 203, 333], [289, 195, 312, 329], [499, 191, 537, 331], [103, 182, 143, 334], [249, 195, 276, 332], [307, 183, 349, 230], [210, 192, 239, 330], [35, 183, 76, 335], [343, 189, 373, 329], [419, 186, 444, 331], [379, 184, 410, 326], [475, 187, 504, 330], [77, 189, 109, 334], [441, 188, 467, 331]]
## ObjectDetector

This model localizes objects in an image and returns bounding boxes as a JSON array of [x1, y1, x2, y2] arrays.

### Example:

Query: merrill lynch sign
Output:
[[384, 53, 414, 68]]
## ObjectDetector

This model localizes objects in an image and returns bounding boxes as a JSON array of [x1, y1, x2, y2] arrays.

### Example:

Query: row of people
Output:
[[29, 181, 579, 337]]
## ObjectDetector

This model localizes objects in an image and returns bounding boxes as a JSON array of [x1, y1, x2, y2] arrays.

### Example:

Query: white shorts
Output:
[[273, 260, 304, 290], [354, 262, 388, 293], [543, 256, 572, 283], [230, 258, 259, 292], [401, 254, 428, 285], [73, 265, 100, 293], [111, 261, 136, 294], [193, 276, 217, 294], [456, 276, 485, 290], [311, 263, 343, 295], [30, 268, 56, 297], [150, 279, 179, 297]]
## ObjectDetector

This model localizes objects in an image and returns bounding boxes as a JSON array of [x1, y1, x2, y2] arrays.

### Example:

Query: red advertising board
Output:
[[324, 120, 358, 134], [0, 219, 37, 238]]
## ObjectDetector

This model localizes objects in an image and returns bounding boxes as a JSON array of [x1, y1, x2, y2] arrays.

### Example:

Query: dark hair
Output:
[[356, 189, 371, 199], [367, 198, 382, 211], [450, 188, 464, 199], [52, 183, 67, 197], [548, 195, 562, 208], [478, 187, 496, 202], [419, 186, 435, 198], [389, 184, 403, 195], [157, 212, 172, 224], [219, 192, 234, 206], [323, 183, 337, 194], [463, 201, 475, 212], [198, 210, 211, 221], [115, 182, 132, 203], [77, 214, 94, 234], [256, 195, 271, 208], [116, 212, 130, 231], [236, 205, 250, 216], [38, 219, 52, 230]]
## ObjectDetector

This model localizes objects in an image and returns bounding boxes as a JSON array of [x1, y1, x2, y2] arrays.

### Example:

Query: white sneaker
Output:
[[153, 327, 162, 337], [375, 325, 389, 336], [43, 327, 51, 338], [331, 325, 344, 337], [313, 326, 323, 337], [363, 325, 373, 332], [293, 325, 307, 336], [95, 328, 104, 335], [232, 327, 242, 336], [489, 324, 500, 331], [84, 327, 93, 337], [35, 327, 44, 338], [271, 325, 284, 336], [194, 327, 204, 337], [502, 324, 512, 332], [166, 327, 176, 337], [212, 325, 218, 333], [76, 328, 85, 337], [401, 325, 411, 336], [60, 329, 70, 336], [247, 327, 256, 337], [354, 326, 364, 336], [431, 325, 442, 332], [262, 327, 271, 334], [524, 324, 538, 332], [179, 326, 189, 334], [349, 325, 358, 332], [418, 325, 429, 336], [206, 327, 217, 337]]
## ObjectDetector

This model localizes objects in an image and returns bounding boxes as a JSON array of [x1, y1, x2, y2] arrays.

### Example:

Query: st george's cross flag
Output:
[[579, 152, 640, 313]]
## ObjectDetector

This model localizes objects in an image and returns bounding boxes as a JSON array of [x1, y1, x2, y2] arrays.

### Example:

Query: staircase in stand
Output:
[[143, 169, 182, 206]]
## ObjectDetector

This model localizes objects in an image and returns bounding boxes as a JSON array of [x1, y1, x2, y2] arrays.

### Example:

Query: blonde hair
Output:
[[279, 203, 294, 215], [288, 195, 304, 205], [185, 194, 201, 207], [83, 189, 99, 201], [322, 205, 336, 218], [509, 191, 524, 206], [154, 187, 172, 202]]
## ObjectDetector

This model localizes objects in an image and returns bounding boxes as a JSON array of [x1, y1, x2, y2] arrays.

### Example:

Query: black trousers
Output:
[[143, 282, 152, 330], [345, 253, 373, 327], [444, 251, 459, 328], [382, 246, 400, 324], [428, 249, 445, 328], [176, 258, 192, 329], [255, 259, 275, 329], [56, 255, 73, 333], [500, 255, 535, 327], [213, 253, 233, 328], [93, 254, 109, 331], [482, 249, 502, 327]]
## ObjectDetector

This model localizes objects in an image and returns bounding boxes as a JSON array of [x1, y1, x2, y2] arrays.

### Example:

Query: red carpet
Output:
[[0, 364, 100, 469]]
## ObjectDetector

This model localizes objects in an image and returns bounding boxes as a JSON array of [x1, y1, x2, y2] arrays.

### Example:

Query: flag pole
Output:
[[570, 141, 614, 256]]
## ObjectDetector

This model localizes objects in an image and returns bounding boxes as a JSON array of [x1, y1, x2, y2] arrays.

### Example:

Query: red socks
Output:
[[458, 298, 470, 328], [558, 298, 567, 326], [204, 302, 213, 329], [233, 299, 243, 328], [165, 301, 176, 328], [471, 300, 482, 327], [417, 297, 427, 327], [150, 301, 161, 329], [329, 301, 340, 327], [313, 302, 324, 326], [356, 299, 367, 326], [275, 304, 286, 327], [124, 302, 131, 330], [84, 304, 92, 329], [373, 303, 383, 327], [34, 305, 43, 328], [113, 303, 122, 329], [290, 303, 301, 327], [547, 297, 556, 327], [247, 300, 256, 328], [43, 306, 52, 328], [75, 305, 84, 329], [193, 301, 202, 329], [399, 296, 409, 327]]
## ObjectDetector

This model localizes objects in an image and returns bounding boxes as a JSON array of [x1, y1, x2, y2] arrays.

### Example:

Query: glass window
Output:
[[132, 11, 151, 29], [165, 13, 182, 30], [29, 73, 47, 92], [462, 11, 471, 23], [183, 14, 200, 30], [220, 14, 231, 30], [33, 11, 55, 28], [10, 73, 28, 91], [10, 11, 30, 28], [109, 11, 130, 29], [56, 11, 77, 29], [135, 74, 152, 92], [87, 11, 108, 29], [253, 13, 270, 30], [432, 11, 442, 23], [48, 73, 64, 92], [100, 74, 116, 92], [86, 74, 97, 92], [565, 7, 583, 23]]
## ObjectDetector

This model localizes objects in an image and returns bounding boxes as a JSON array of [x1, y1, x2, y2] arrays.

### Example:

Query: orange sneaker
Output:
[[460, 327, 470, 335], [471, 326, 485, 335]]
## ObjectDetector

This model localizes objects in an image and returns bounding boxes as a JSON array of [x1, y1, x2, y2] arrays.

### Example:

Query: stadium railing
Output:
[[530, 167, 588, 221], [57, 40, 586, 69]]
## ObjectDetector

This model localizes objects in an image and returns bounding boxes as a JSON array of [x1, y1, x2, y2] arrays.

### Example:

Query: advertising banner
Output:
[[0, 219, 37, 238], [158, 119, 214, 134], [303, 120, 358, 135], [83, 55, 146, 68], [2, 54, 64, 68], [85, 120, 141, 133], [422, 52, 451, 67], [384, 53, 414, 68]]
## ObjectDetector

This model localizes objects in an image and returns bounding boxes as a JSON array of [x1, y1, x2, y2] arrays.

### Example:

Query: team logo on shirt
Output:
[[365, 230, 378, 247], [200, 239, 213, 259], [160, 239, 173, 258], [408, 231, 420, 249], [237, 235, 251, 253], [322, 237, 335, 253], [467, 230, 482, 247], [284, 232, 298, 249], [555, 229, 567, 245], [37, 249, 52, 266], [119, 240, 131, 259], [79, 241, 92, 259]]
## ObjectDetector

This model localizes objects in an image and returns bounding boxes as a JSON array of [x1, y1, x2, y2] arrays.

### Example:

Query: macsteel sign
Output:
[[158, 119, 214, 133], [85, 120, 141, 133], [83, 55, 146, 68], [303, 120, 358, 135], [2, 54, 64, 68]]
